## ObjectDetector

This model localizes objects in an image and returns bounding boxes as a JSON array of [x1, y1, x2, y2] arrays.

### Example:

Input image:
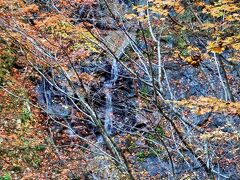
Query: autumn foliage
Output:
[[0, 0, 240, 179]]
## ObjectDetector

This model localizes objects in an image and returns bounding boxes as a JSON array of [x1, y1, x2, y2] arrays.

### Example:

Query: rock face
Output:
[[36, 78, 71, 118], [35, 28, 139, 136], [34, 1, 240, 178]]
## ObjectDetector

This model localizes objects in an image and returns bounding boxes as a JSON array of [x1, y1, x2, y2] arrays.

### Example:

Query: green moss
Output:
[[0, 49, 16, 84]]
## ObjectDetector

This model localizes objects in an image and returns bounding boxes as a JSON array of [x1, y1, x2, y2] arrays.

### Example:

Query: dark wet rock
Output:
[[34, 31, 240, 178], [50, 104, 71, 117], [208, 115, 226, 128], [193, 113, 211, 126], [36, 82, 71, 118], [141, 157, 169, 176]]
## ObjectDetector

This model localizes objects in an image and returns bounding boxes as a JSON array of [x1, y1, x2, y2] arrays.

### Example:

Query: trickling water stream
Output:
[[110, 58, 119, 83], [104, 59, 118, 135]]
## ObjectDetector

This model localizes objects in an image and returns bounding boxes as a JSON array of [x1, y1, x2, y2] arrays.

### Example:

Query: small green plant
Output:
[[147, 149, 162, 157], [23, 153, 41, 169], [32, 156, 41, 168], [0, 172, 11, 180], [11, 165, 22, 172], [176, 36, 187, 49], [0, 49, 16, 84], [35, 144, 46, 152], [136, 29, 151, 38], [125, 135, 137, 152], [156, 127, 165, 138], [180, 49, 190, 57], [146, 133, 156, 141], [136, 151, 146, 162], [20, 106, 31, 124], [140, 85, 149, 97], [128, 144, 137, 152]]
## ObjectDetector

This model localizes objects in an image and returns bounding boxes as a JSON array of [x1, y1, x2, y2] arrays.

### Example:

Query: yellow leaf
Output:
[[125, 13, 137, 20], [201, 23, 215, 30], [211, 47, 225, 53], [231, 43, 240, 50], [207, 41, 225, 53]]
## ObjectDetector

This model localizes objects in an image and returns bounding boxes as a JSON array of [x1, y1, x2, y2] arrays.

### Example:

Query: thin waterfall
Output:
[[104, 59, 118, 134], [104, 83, 113, 134], [111, 59, 118, 83]]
